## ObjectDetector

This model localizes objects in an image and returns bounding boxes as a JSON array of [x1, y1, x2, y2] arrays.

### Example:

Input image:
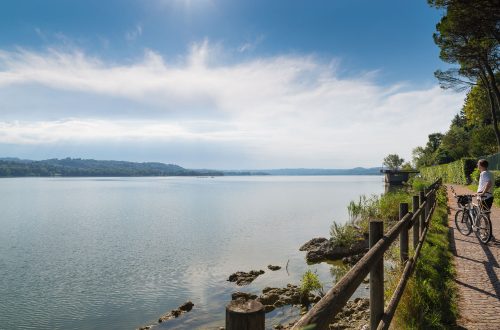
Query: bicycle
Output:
[[451, 186, 492, 244]]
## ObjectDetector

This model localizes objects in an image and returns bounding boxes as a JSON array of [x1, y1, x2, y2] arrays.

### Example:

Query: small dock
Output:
[[380, 169, 419, 185]]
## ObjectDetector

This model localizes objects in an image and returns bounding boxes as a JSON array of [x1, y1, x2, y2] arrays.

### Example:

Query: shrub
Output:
[[347, 195, 379, 234], [379, 191, 411, 223], [410, 176, 431, 192], [492, 170, 500, 187], [420, 158, 475, 184], [471, 168, 480, 184], [329, 222, 360, 248], [300, 270, 324, 297]]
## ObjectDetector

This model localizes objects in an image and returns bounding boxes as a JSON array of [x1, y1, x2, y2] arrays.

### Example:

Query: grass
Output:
[[330, 189, 416, 249], [329, 221, 361, 248], [390, 187, 459, 329]]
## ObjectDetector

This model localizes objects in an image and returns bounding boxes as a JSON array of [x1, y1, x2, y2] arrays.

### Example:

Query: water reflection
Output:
[[0, 176, 384, 329]]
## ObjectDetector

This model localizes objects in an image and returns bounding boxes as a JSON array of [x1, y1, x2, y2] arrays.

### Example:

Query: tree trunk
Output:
[[481, 63, 500, 152], [486, 85, 500, 152]]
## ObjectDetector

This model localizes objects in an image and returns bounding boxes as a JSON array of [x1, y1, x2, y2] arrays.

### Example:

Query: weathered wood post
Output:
[[370, 220, 384, 330], [419, 190, 426, 236], [412, 195, 420, 249], [424, 188, 430, 225], [226, 299, 264, 330], [399, 203, 409, 263]]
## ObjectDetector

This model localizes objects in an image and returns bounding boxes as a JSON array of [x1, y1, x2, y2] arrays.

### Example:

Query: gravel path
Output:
[[447, 185, 500, 329]]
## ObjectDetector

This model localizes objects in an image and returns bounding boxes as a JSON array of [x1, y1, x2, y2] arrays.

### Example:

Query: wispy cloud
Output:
[[237, 35, 264, 53], [0, 41, 464, 167], [125, 24, 143, 41]]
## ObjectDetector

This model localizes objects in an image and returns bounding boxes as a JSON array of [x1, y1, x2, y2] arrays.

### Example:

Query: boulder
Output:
[[228, 270, 265, 285], [300, 237, 369, 263], [268, 264, 281, 271], [157, 301, 195, 323], [179, 301, 194, 312], [231, 292, 258, 301]]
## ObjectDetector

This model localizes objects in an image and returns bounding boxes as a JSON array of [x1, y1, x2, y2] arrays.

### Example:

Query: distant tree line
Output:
[[0, 158, 223, 177], [413, 0, 499, 168]]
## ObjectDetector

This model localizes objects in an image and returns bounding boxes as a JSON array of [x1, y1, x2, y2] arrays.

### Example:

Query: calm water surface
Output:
[[0, 176, 384, 329]]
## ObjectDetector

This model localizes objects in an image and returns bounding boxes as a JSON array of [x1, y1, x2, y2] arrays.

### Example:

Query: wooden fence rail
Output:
[[290, 178, 442, 330]]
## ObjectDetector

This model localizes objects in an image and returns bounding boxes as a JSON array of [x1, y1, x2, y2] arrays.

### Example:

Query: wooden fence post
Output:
[[424, 188, 430, 225], [412, 195, 419, 249], [399, 203, 409, 263], [226, 299, 264, 330], [419, 190, 426, 236], [370, 220, 384, 330]]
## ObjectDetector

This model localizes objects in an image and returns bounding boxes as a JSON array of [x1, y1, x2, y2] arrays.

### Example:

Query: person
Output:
[[477, 159, 494, 210]]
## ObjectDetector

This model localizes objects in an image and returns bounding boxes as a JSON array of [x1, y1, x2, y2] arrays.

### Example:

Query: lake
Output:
[[0, 176, 384, 329]]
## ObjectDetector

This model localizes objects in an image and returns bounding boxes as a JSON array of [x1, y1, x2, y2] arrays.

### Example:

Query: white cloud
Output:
[[125, 24, 143, 41], [0, 42, 464, 168]]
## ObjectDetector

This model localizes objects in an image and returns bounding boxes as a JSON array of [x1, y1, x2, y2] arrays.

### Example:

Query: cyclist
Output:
[[477, 159, 494, 210]]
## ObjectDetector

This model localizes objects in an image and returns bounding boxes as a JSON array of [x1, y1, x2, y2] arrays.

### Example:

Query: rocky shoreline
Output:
[[232, 284, 321, 314], [137, 301, 194, 330], [275, 298, 370, 330], [137, 236, 371, 330]]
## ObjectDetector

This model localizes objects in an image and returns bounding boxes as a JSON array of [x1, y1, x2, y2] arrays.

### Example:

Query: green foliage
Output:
[[429, 0, 500, 155], [494, 188, 500, 202], [383, 154, 405, 170], [411, 177, 432, 192], [420, 158, 476, 184], [329, 222, 360, 248], [471, 168, 480, 184], [412, 133, 447, 168], [463, 83, 495, 127], [469, 125, 498, 157], [393, 188, 458, 328], [347, 195, 379, 222], [493, 170, 500, 187], [378, 191, 411, 223], [300, 270, 324, 297], [346, 194, 381, 236], [401, 162, 414, 171]]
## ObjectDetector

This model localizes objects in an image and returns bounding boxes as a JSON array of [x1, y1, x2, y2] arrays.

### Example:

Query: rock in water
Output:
[[299, 237, 369, 263], [158, 301, 195, 323], [179, 301, 194, 312], [228, 270, 265, 285]]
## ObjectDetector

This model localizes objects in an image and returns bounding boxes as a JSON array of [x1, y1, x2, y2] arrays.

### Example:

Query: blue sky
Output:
[[0, 0, 463, 169]]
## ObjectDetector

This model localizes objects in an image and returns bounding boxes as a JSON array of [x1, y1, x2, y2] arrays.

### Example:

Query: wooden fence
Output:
[[291, 178, 442, 330], [225, 178, 442, 330]]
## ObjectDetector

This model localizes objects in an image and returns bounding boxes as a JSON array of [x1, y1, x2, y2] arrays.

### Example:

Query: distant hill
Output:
[[0, 157, 383, 177], [0, 158, 223, 177], [222, 167, 382, 176]]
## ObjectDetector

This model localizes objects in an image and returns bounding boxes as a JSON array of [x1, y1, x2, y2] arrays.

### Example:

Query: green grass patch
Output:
[[391, 187, 458, 329]]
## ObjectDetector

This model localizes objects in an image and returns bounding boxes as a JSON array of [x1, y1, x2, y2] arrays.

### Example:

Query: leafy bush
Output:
[[471, 168, 480, 184], [329, 222, 360, 248], [300, 270, 324, 297], [410, 176, 432, 192], [492, 170, 500, 187], [420, 158, 475, 184]]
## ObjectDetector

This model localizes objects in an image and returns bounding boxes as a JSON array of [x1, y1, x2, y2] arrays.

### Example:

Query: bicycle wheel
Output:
[[476, 214, 492, 244], [455, 209, 472, 236]]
